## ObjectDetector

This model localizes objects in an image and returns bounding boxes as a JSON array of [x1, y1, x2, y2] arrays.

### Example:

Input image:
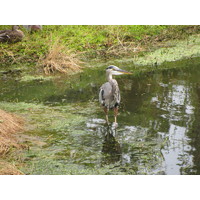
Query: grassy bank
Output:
[[1, 25, 200, 74]]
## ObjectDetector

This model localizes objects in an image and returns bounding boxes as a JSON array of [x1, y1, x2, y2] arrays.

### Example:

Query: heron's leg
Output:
[[114, 107, 118, 124], [103, 107, 109, 124]]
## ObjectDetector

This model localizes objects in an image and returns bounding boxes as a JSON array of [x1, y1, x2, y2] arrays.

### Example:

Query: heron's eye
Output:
[[106, 66, 113, 70]]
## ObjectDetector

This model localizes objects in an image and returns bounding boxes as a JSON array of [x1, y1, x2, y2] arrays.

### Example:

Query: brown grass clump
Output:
[[39, 42, 83, 75], [0, 109, 24, 156], [0, 161, 24, 175]]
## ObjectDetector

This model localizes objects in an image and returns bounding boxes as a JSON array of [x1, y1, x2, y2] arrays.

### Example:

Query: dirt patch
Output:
[[0, 109, 24, 156]]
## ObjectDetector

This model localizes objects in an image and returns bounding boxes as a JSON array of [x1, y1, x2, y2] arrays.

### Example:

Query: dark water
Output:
[[1, 58, 200, 174]]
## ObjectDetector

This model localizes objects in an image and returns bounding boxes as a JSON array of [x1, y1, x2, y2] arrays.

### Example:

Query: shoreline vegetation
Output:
[[1, 25, 200, 75], [1, 25, 200, 174]]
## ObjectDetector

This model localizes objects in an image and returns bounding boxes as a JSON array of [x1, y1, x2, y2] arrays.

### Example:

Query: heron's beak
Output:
[[112, 68, 132, 75]]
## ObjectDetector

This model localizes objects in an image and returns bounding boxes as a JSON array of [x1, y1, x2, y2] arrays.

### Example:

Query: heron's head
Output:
[[106, 65, 132, 76]]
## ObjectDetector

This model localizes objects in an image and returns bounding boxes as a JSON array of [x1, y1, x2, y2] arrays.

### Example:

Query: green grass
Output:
[[1, 25, 200, 67]]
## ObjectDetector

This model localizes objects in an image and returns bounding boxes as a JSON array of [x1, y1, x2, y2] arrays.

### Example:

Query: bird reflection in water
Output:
[[101, 126, 122, 165]]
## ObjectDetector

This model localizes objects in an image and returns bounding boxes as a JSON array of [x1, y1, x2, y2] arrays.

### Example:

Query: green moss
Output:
[[21, 151, 136, 175], [0, 101, 95, 130], [19, 75, 54, 82], [134, 34, 200, 66]]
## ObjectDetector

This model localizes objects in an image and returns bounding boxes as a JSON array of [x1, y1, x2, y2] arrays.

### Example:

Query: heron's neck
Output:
[[106, 72, 113, 82]]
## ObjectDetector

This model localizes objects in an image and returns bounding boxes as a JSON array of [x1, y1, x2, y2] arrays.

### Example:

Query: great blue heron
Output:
[[99, 65, 132, 125]]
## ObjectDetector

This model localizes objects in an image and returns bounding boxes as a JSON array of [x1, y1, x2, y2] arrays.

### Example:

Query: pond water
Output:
[[1, 57, 200, 175]]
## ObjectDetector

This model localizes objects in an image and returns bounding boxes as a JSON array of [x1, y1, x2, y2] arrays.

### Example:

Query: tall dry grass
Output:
[[0, 109, 24, 156], [0, 161, 24, 175], [0, 109, 26, 175], [38, 42, 83, 75]]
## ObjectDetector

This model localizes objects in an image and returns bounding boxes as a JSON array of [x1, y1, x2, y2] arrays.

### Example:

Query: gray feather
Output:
[[99, 80, 120, 109]]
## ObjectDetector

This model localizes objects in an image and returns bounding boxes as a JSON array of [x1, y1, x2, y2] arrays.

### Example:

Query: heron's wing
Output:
[[112, 79, 121, 106], [99, 81, 120, 108], [99, 82, 113, 106]]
